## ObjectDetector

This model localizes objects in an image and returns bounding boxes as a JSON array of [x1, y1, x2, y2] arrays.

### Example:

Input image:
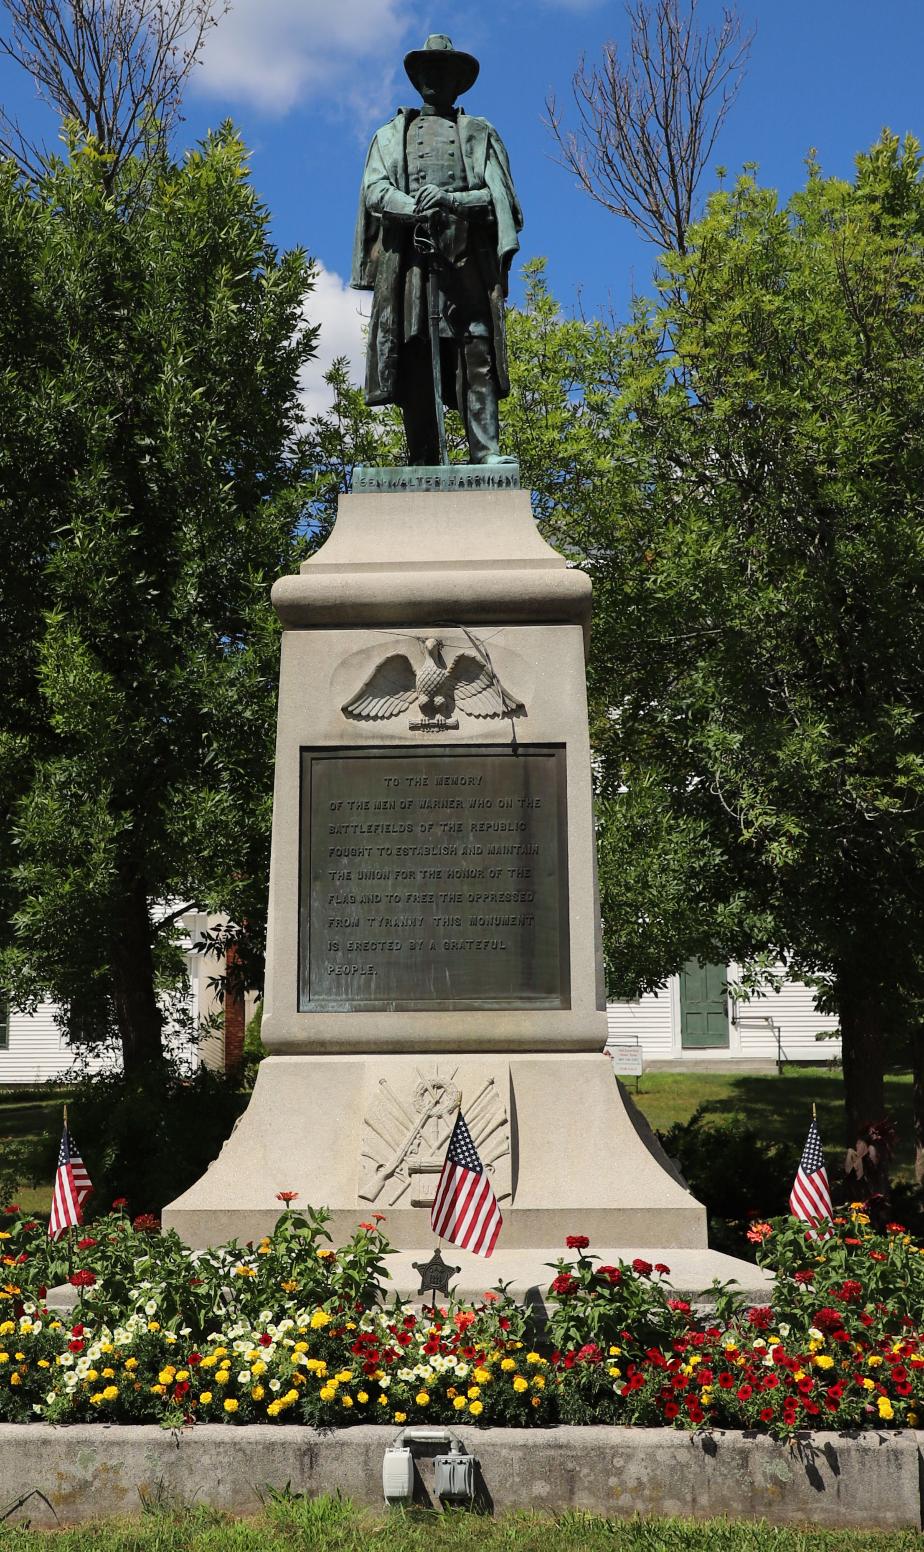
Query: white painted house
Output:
[[606, 961, 841, 1068], [0, 908, 216, 1087]]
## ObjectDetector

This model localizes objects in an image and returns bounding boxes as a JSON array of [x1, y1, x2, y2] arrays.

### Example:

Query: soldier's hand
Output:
[[414, 184, 451, 214]]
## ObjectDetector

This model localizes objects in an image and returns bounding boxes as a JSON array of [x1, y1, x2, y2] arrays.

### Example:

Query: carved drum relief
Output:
[[358, 1066, 511, 1209]]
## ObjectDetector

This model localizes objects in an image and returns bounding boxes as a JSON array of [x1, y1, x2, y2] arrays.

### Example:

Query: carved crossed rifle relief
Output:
[[359, 1068, 511, 1209]]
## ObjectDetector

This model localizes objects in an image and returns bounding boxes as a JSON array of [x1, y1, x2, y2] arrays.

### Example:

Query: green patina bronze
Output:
[[352, 34, 523, 469]]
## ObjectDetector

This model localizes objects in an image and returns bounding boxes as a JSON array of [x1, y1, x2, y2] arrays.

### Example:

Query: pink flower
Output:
[[276, 1190, 299, 1204], [746, 1222, 773, 1244]]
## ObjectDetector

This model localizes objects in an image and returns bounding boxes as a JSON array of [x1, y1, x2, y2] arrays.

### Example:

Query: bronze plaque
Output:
[[299, 745, 569, 1011]]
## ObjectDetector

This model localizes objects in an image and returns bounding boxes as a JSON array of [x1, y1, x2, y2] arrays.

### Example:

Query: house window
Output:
[[0, 1001, 8, 1051]]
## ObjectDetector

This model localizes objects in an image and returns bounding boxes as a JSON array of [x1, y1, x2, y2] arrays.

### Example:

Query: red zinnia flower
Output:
[[667, 1298, 691, 1313], [76, 1237, 97, 1250], [869, 1251, 887, 1262], [748, 1307, 773, 1330], [68, 1269, 96, 1288], [566, 1235, 590, 1251], [844, 1237, 862, 1246], [631, 1258, 653, 1276], [550, 1273, 579, 1296], [598, 1266, 623, 1285], [794, 1269, 814, 1285], [654, 1263, 671, 1276], [111, 1197, 128, 1209], [836, 1280, 863, 1304], [132, 1213, 160, 1232], [886, 1222, 906, 1234]]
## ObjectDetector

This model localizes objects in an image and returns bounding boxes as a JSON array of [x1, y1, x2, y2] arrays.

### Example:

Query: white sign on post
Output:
[[608, 1042, 644, 1078]]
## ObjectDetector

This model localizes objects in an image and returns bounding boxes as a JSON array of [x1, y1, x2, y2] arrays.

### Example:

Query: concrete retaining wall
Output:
[[2, 1424, 923, 1530]]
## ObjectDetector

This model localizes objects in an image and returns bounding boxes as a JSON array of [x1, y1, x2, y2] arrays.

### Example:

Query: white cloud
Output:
[[196, 0, 420, 119], [299, 263, 369, 418]]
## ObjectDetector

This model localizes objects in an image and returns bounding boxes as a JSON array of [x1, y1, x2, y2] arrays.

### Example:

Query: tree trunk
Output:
[[110, 866, 163, 1077], [838, 972, 887, 1147]]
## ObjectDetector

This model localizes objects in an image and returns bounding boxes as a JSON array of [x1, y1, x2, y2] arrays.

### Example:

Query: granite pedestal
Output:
[[164, 472, 759, 1298]]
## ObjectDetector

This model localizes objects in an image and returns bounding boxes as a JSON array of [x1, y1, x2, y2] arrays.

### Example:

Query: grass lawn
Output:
[[630, 1066, 917, 1183], [0, 1500, 919, 1552], [0, 1086, 74, 1213]]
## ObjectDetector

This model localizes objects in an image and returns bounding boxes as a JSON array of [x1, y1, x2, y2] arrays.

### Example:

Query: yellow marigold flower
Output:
[[214, 1371, 229, 1385], [252, 1385, 265, 1401], [310, 1310, 331, 1330], [14, 1352, 24, 1362], [469, 1400, 483, 1416], [862, 1378, 875, 1391], [513, 1376, 528, 1393], [149, 1384, 166, 1396], [89, 1392, 104, 1406], [234, 1265, 256, 1278], [147, 1322, 160, 1332], [9, 1373, 21, 1387], [342, 1395, 354, 1408], [357, 1391, 369, 1404], [793, 1370, 807, 1383], [868, 1355, 884, 1367], [473, 1367, 490, 1384], [252, 1360, 267, 1376], [99, 1343, 113, 1355], [0, 1354, 8, 1364], [224, 1398, 239, 1413], [200, 1391, 213, 1405], [335, 1370, 354, 1383], [377, 1395, 388, 1406], [467, 1385, 481, 1400], [317, 1249, 335, 1260], [814, 1355, 834, 1370], [158, 1368, 175, 1386], [102, 1386, 118, 1401], [267, 1402, 281, 1417], [38, 1360, 49, 1369], [0, 1322, 13, 1334], [878, 1396, 894, 1421], [175, 1370, 189, 1383], [293, 1342, 309, 1354], [281, 1280, 298, 1293], [415, 1391, 430, 1406], [527, 1352, 543, 1365], [258, 1245, 271, 1256], [102, 1368, 115, 1380], [453, 1394, 467, 1410], [532, 1375, 546, 1390], [199, 1355, 217, 1369], [212, 1347, 228, 1358], [908, 1411, 919, 1428], [86, 1370, 99, 1383], [394, 1411, 407, 1423], [319, 1385, 336, 1402], [500, 1358, 516, 1372], [608, 1366, 622, 1379]]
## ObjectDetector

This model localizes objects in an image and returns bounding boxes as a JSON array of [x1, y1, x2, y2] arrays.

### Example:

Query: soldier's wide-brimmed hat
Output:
[[404, 34, 480, 97]]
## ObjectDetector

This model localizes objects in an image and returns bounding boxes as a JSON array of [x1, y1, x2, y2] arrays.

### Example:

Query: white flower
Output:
[[144, 1301, 158, 1316], [269, 1379, 281, 1393], [454, 1364, 469, 1379], [778, 1323, 791, 1338], [807, 1327, 821, 1341], [237, 1370, 251, 1384], [379, 1375, 391, 1390], [45, 1391, 57, 1405]]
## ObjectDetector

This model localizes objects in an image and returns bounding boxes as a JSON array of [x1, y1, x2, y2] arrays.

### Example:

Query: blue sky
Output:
[[2, 0, 924, 410]]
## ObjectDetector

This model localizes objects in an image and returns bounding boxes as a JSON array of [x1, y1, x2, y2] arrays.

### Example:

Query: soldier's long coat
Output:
[[351, 108, 523, 407]]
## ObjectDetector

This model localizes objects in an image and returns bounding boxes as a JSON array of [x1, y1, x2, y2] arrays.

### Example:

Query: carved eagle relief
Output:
[[341, 636, 525, 730]]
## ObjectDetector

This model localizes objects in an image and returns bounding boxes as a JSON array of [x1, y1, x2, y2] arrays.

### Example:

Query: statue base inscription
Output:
[[354, 462, 520, 494]]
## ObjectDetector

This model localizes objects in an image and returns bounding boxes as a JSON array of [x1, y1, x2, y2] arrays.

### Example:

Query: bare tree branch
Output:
[[0, 0, 229, 182], [548, 0, 753, 253]]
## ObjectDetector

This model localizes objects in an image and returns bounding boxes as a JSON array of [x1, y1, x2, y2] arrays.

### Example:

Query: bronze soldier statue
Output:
[[352, 34, 523, 467]]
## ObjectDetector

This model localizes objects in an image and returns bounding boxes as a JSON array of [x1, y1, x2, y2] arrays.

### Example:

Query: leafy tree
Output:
[[582, 134, 924, 1149], [0, 129, 317, 1073]]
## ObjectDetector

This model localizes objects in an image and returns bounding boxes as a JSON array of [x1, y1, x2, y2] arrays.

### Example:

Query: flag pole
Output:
[[62, 1104, 73, 1278]]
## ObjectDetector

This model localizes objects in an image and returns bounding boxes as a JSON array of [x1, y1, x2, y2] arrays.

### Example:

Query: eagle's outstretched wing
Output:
[[341, 654, 417, 719], [446, 651, 524, 718]]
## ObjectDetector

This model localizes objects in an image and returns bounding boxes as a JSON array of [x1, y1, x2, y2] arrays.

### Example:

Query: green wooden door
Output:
[[679, 961, 729, 1049]]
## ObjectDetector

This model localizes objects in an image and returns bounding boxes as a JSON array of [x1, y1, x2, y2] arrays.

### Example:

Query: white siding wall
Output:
[[606, 966, 841, 1064], [0, 1002, 113, 1085]]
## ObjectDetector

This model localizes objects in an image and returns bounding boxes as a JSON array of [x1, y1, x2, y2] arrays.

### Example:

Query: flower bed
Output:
[[1, 1199, 923, 1434]]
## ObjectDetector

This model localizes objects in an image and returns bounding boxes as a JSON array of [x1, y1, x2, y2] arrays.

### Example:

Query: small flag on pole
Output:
[[789, 1111, 833, 1229], [48, 1115, 93, 1241], [431, 1109, 502, 1258]]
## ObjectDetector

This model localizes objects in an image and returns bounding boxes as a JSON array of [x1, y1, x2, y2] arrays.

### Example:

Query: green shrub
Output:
[[658, 1106, 796, 1256]]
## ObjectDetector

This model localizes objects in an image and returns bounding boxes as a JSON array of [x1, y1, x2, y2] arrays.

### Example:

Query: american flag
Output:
[[48, 1121, 93, 1241], [431, 1110, 502, 1258], [789, 1115, 833, 1228]]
